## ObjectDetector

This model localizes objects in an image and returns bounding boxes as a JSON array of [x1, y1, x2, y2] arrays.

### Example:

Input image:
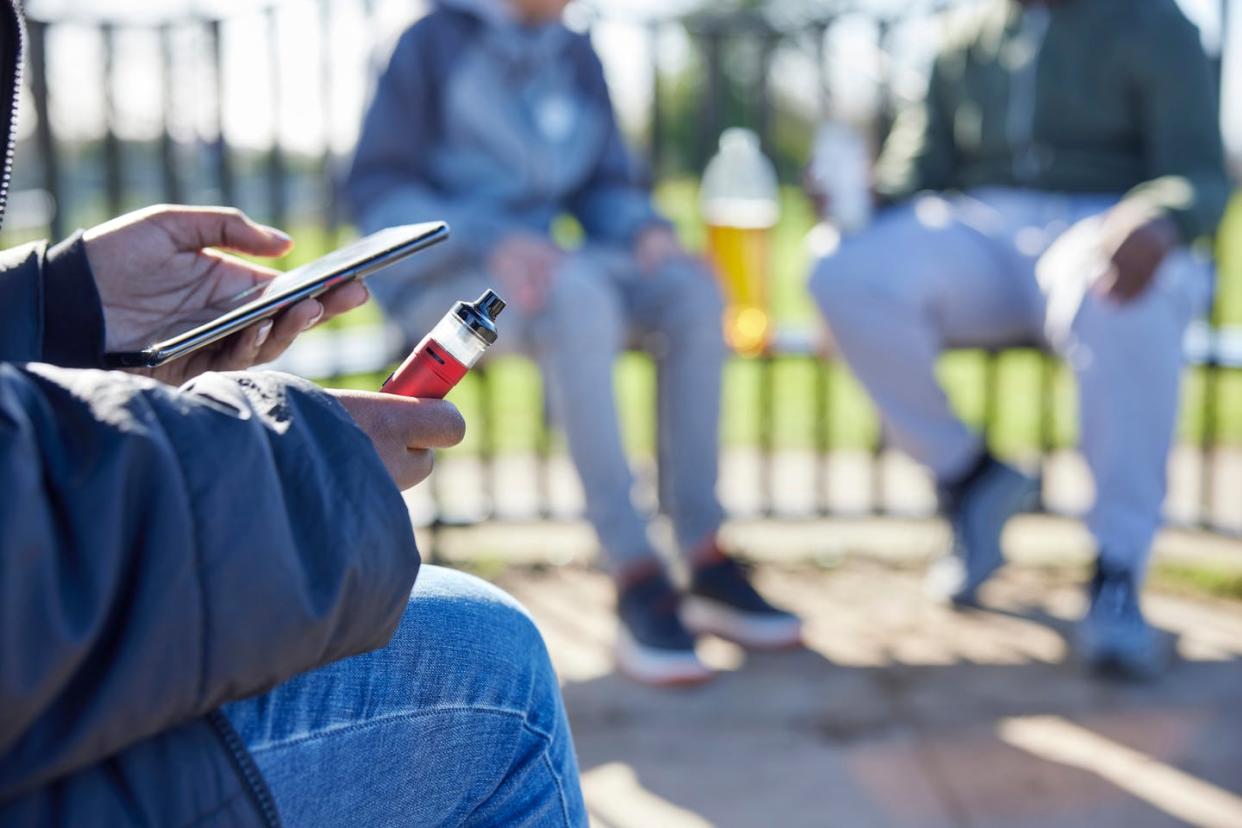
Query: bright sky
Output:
[[19, 0, 1240, 165]]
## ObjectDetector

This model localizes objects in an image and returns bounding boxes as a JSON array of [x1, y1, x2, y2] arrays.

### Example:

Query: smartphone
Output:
[[104, 221, 449, 368]]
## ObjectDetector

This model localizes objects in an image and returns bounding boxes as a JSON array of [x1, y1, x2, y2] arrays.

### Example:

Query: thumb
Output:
[[332, 390, 467, 450], [152, 205, 293, 257]]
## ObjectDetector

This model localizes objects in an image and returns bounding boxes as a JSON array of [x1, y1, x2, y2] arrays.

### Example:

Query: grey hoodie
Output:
[[345, 0, 666, 307]]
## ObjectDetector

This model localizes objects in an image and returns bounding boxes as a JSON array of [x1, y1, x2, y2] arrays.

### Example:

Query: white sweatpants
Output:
[[811, 188, 1213, 572]]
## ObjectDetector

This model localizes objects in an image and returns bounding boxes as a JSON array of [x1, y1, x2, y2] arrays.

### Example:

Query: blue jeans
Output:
[[223, 566, 586, 826]]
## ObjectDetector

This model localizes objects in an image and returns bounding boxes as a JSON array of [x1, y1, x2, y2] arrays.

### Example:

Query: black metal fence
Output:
[[7, 0, 1240, 539]]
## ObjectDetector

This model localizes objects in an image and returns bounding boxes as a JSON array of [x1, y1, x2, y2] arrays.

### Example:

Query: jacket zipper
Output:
[[0, 0, 23, 226], [206, 710, 283, 828]]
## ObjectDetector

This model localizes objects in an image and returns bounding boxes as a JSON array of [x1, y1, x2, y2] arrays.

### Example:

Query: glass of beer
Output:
[[700, 129, 780, 356]]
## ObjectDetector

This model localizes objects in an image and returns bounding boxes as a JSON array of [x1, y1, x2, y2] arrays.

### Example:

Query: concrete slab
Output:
[[498, 563, 1242, 828]]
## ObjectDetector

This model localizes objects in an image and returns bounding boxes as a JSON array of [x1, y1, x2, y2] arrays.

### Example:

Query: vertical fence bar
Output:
[[1199, 321, 1221, 531], [813, 22, 832, 517], [207, 19, 235, 205], [27, 20, 62, 239], [698, 23, 722, 171], [647, 19, 663, 179], [318, 0, 339, 241], [1036, 353, 1056, 511], [159, 25, 184, 204], [758, 355, 776, 517], [872, 18, 895, 149], [477, 367, 498, 521], [868, 16, 894, 516], [754, 24, 776, 158], [981, 350, 999, 453], [101, 24, 123, 217], [538, 385, 555, 521], [814, 20, 830, 119], [815, 358, 833, 517], [265, 7, 287, 228], [871, 437, 887, 515]]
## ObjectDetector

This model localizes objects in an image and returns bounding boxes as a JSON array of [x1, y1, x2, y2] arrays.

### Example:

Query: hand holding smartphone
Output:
[[103, 222, 449, 369]]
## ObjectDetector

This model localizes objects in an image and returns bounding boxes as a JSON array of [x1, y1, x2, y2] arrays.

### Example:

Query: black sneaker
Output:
[[682, 557, 803, 650], [615, 571, 713, 687]]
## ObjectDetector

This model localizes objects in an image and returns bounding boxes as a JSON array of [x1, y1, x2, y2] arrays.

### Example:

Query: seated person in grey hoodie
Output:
[[346, 0, 802, 686]]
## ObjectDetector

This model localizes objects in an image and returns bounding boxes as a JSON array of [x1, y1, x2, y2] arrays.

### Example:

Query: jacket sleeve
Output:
[[565, 37, 668, 247], [1121, 3, 1231, 242], [0, 365, 419, 801], [344, 19, 514, 267], [0, 235, 106, 369], [873, 47, 960, 204]]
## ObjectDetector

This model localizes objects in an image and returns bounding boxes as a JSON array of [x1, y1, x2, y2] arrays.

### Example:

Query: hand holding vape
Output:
[[380, 290, 506, 399]]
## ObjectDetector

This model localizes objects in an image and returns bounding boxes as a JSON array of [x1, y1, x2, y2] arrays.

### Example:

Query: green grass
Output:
[[1151, 561, 1242, 602]]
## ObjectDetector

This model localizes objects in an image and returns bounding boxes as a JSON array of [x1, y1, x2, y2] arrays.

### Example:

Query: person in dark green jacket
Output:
[[811, 0, 1231, 679]]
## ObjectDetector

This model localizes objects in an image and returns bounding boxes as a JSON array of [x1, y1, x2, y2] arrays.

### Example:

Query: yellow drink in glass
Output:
[[705, 222, 772, 355]]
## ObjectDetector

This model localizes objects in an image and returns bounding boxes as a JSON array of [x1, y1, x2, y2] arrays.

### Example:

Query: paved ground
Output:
[[495, 558, 1242, 828]]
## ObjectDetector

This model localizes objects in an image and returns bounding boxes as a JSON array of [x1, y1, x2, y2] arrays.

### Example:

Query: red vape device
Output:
[[381, 290, 506, 399]]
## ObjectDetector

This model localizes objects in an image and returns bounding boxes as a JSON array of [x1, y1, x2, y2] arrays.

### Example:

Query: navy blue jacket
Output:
[[0, 4, 420, 824]]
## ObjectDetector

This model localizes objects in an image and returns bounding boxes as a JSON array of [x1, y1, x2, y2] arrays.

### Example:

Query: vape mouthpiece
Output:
[[473, 290, 507, 321], [453, 290, 506, 344]]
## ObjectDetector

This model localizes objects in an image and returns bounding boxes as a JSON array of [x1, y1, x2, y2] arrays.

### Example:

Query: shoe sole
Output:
[[614, 627, 714, 688], [681, 596, 804, 650]]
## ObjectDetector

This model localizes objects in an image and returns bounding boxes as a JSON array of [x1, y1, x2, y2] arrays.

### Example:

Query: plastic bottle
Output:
[[700, 128, 780, 356], [808, 120, 872, 233], [381, 290, 506, 399]]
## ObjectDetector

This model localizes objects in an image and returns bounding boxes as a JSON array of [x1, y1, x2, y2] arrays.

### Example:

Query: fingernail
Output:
[[304, 304, 324, 330], [254, 319, 274, 347], [263, 225, 292, 244]]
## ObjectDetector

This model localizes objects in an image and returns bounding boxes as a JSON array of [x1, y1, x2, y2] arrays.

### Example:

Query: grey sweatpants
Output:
[[385, 248, 727, 572], [811, 188, 1212, 574]]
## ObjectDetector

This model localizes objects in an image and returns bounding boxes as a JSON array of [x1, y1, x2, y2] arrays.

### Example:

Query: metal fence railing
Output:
[[7, 0, 1240, 542]]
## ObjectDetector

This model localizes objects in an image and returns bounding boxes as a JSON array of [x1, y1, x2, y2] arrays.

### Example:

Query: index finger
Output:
[[152, 205, 294, 258]]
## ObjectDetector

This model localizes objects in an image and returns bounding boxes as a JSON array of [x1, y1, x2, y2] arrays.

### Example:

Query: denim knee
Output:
[[403, 567, 559, 723]]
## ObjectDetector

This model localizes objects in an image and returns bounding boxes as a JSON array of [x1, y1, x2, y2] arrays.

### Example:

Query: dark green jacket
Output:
[[875, 0, 1231, 241]]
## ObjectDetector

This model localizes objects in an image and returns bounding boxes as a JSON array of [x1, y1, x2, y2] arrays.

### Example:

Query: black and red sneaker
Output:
[[682, 557, 803, 650], [614, 570, 713, 687]]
